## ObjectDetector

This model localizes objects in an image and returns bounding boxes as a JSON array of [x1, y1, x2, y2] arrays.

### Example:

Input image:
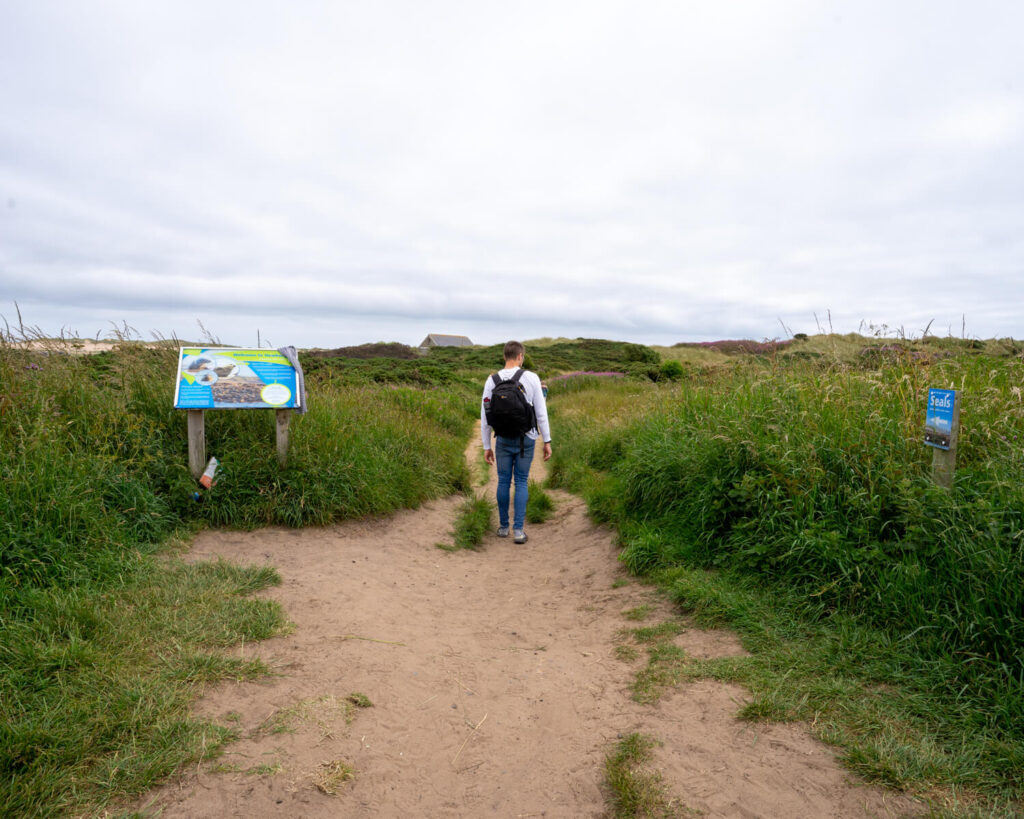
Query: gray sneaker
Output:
[[497, 526, 510, 538], [513, 529, 528, 544]]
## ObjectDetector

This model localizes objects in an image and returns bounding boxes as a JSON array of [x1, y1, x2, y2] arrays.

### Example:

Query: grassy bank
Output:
[[1, 557, 284, 816], [548, 346, 1024, 812], [301, 336, 664, 387], [0, 339, 477, 816]]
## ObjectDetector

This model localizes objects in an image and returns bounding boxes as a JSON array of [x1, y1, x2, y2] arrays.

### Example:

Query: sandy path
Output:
[[135, 430, 919, 818]]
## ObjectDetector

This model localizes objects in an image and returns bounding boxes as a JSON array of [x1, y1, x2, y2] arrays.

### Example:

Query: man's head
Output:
[[503, 340, 525, 366]]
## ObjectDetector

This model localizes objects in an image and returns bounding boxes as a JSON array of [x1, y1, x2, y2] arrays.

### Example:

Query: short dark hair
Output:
[[503, 340, 524, 361]]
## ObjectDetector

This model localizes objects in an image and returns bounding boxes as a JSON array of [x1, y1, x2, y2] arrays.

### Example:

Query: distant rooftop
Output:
[[420, 333, 473, 348]]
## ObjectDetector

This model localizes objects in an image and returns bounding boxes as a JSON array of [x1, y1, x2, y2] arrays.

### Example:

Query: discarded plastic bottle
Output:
[[199, 456, 219, 489]]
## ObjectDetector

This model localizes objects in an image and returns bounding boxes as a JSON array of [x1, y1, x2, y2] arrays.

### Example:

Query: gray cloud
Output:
[[2, 0, 1022, 347]]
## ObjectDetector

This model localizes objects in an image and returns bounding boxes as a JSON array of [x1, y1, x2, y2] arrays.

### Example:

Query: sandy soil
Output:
[[11, 337, 162, 354], [133, 431, 920, 818]]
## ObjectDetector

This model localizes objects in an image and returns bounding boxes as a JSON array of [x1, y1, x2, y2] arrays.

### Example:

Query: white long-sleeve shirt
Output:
[[481, 367, 551, 450]]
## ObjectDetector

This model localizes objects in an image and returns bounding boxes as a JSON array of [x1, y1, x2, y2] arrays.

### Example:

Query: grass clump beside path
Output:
[[550, 338, 1024, 814], [441, 494, 493, 551], [525, 480, 555, 524], [605, 733, 693, 818], [0, 335, 477, 817]]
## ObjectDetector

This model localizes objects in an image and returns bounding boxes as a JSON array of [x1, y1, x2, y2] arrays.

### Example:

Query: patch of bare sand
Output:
[[134, 430, 921, 818], [12, 338, 152, 355]]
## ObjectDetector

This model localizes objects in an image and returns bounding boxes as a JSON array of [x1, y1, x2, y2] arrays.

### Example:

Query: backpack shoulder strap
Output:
[[510, 368, 526, 384], [491, 373, 502, 387]]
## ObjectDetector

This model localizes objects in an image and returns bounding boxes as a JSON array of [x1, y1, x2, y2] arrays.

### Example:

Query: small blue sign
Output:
[[924, 388, 957, 450]]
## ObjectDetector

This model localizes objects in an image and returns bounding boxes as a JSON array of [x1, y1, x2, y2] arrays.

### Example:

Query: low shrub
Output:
[[658, 360, 684, 381]]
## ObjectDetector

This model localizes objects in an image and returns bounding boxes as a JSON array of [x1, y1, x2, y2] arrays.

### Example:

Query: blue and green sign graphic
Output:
[[174, 348, 301, 410], [924, 388, 956, 450]]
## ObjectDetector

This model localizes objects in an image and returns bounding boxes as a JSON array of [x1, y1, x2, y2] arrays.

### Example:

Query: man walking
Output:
[[482, 340, 552, 543]]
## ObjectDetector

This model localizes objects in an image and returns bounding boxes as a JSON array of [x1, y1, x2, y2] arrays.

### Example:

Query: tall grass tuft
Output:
[[604, 732, 688, 817], [444, 494, 493, 550], [525, 480, 554, 524]]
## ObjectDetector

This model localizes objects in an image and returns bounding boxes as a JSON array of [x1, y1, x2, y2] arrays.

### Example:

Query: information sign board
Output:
[[173, 347, 301, 410], [924, 388, 956, 450]]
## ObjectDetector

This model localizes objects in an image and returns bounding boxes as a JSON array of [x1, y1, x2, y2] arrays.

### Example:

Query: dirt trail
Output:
[[136, 430, 918, 818]]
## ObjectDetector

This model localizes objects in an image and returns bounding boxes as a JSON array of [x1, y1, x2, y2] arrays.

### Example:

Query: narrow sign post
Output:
[[187, 410, 206, 479], [924, 388, 959, 489], [276, 409, 291, 467]]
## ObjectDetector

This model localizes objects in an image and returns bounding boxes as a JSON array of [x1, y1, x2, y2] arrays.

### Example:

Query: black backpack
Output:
[[485, 368, 537, 454]]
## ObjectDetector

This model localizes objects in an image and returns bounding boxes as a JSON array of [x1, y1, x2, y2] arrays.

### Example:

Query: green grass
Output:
[[525, 479, 555, 524], [622, 575, 1024, 815], [346, 692, 373, 709], [549, 338, 1024, 814], [476, 445, 491, 486], [424, 337, 661, 378], [625, 620, 686, 645], [0, 556, 286, 817], [0, 344, 476, 586], [604, 732, 694, 818], [655, 331, 1024, 368], [304, 336, 664, 384], [439, 494, 493, 551], [622, 604, 654, 621]]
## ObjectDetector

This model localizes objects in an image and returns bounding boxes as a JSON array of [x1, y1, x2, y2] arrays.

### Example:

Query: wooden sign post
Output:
[[924, 389, 959, 489], [188, 410, 206, 479], [276, 409, 291, 467], [175, 347, 303, 480], [186, 408, 293, 477]]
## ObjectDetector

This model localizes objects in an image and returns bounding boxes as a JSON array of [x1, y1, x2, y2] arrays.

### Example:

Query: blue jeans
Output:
[[495, 435, 535, 529]]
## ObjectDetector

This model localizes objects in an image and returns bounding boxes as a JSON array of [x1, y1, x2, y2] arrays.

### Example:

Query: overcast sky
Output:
[[1, 1, 1022, 348]]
